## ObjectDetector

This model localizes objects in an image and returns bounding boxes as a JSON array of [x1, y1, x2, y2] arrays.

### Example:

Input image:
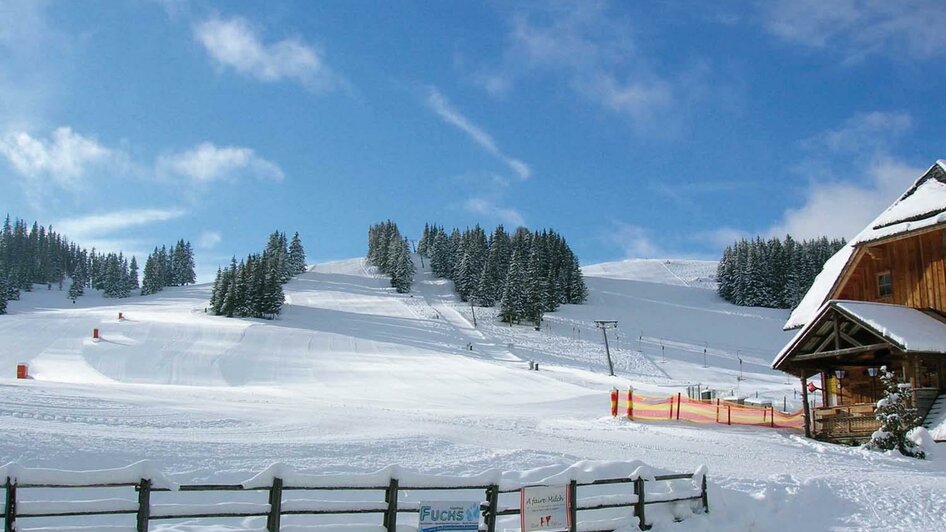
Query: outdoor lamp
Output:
[[867, 367, 879, 377], [834, 369, 846, 380]]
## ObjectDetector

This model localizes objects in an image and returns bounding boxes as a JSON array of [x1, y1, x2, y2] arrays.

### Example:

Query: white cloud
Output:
[[694, 227, 753, 249], [475, 2, 687, 132], [195, 16, 343, 90], [198, 230, 222, 249], [607, 223, 662, 259], [464, 197, 526, 227], [769, 157, 923, 240], [158, 142, 284, 182], [806, 111, 912, 154], [427, 88, 531, 180], [0, 127, 111, 187], [55, 208, 187, 238], [762, 0, 946, 60]]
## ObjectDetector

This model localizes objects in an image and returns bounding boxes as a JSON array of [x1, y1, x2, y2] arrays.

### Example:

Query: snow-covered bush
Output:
[[866, 366, 925, 459]]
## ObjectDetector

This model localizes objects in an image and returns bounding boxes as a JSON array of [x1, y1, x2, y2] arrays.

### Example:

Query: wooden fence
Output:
[[1, 465, 707, 531]]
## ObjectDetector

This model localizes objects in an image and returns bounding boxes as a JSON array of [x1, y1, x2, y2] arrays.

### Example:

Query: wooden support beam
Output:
[[800, 376, 812, 438], [814, 332, 836, 354], [136, 478, 151, 532], [793, 343, 889, 362]]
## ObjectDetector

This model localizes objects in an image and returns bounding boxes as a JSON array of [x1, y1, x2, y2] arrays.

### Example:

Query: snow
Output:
[[786, 161, 946, 330], [832, 301, 946, 352], [582, 259, 718, 290], [1, 257, 944, 530]]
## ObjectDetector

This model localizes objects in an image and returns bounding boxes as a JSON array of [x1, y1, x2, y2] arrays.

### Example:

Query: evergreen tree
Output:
[[867, 367, 925, 458], [128, 256, 139, 291], [391, 239, 415, 293], [288, 232, 307, 274], [500, 248, 527, 324]]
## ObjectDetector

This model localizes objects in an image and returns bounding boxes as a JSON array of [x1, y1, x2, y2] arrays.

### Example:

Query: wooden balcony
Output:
[[812, 403, 879, 444]]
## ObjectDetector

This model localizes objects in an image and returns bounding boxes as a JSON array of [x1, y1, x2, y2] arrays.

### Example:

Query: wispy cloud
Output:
[[768, 111, 924, 240], [195, 16, 344, 91], [198, 230, 222, 249], [472, 1, 703, 133], [157, 142, 284, 182], [606, 223, 662, 259], [0, 127, 111, 187], [55, 208, 187, 238], [464, 197, 525, 227], [427, 87, 530, 180], [762, 0, 946, 60]]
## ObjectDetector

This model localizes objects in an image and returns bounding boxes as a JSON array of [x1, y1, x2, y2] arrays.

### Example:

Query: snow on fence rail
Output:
[[0, 461, 707, 531], [610, 388, 806, 429]]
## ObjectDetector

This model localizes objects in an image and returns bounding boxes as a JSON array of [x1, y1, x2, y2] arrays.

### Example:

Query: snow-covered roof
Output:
[[784, 160, 946, 330], [834, 301, 946, 353], [773, 300, 946, 369]]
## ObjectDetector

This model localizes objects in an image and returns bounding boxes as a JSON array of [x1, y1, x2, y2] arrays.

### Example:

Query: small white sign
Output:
[[520, 485, 570, 532], [418, 500, 481, 532]]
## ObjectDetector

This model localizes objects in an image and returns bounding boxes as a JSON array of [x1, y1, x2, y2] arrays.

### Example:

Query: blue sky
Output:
[[1, 0, 945, 281]]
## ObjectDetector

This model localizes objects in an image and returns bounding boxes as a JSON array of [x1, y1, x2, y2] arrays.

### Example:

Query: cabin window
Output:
[[878, 271, 893, 298]]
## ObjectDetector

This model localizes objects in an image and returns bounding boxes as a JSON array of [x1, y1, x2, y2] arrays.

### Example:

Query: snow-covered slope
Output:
[[583, 258, 718, 289], [1, 257, 944, 530]]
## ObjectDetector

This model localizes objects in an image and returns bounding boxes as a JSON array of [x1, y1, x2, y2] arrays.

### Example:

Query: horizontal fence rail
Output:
[[0, 462, 708, 531]]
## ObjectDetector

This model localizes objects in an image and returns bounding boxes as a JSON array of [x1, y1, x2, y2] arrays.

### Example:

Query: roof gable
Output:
[[785, 160, 946, 330]]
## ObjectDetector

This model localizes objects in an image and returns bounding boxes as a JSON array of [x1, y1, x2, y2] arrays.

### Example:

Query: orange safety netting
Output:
[[611, 390, 805, 430]]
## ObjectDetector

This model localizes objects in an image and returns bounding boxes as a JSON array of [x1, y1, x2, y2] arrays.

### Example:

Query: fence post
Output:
[[267, 477, 283, 532], [701, 474, 709, 514], [568, 480, 577, 532], [727, 405, 731, 426], [136, 478, 151, 532], [770, 406, 775, 428], [633, 477, 649, 530], [383, 477, 399, 532], [484, 484, 499, 532], [626, 388, 634, 419], [3, 477, 14, 532], [676, 393, 682, 420]]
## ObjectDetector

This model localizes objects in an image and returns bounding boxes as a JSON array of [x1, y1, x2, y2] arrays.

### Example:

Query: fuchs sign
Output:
[[418, 501, 481, 532]]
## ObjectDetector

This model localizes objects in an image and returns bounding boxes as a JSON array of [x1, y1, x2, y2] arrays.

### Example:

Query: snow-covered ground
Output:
[[1, 257, 944, 530], [582, 259, 718, 290]]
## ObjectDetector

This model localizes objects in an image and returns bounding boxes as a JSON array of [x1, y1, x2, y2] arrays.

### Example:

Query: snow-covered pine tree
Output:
[[0, 278, 6, 314], [288, 232, 307, 274], [391, 239, 415, 293], [128, 256, 139, 290], [867, 366, 925, 458], [500, 248, 527, 324]]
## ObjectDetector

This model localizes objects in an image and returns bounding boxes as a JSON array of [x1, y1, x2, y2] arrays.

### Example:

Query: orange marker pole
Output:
[[610, 388, 618, 417], [93, 328, 99, 340]]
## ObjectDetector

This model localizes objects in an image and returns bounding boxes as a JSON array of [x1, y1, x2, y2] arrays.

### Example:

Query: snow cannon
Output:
[[610, 388, 619, 417], [16, 363, 28, 379]]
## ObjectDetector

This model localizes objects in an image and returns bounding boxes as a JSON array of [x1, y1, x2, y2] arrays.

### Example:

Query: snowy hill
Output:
[[1, 257, 944, 530], [583, 258, 718, 289]]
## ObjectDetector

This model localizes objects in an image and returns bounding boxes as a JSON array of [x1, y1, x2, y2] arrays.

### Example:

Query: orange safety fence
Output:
[[611, 389, 805, 430]]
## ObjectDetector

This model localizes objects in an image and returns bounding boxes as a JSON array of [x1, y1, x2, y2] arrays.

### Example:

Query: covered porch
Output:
[[773, 300, 946, 443]]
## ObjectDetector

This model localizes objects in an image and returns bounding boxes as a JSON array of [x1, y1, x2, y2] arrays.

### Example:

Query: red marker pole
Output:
[[610, 389, 619, 417], [626, 388, 633, 419]]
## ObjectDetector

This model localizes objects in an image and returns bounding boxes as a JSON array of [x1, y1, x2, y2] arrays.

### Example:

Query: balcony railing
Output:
[[812, 403, 879, 441]]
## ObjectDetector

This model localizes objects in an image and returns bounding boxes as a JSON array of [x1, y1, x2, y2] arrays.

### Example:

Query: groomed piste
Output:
[[1, 257, 944, 530]]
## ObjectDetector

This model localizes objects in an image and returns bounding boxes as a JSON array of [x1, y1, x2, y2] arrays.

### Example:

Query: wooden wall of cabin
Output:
[[836, 228, 946, 312]]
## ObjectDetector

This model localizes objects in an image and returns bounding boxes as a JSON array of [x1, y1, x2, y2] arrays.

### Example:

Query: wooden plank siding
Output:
[[835, 228, 946, 314]]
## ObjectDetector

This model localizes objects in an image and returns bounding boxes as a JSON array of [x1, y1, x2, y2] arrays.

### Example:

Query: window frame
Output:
[[877, 271, 893, 299]]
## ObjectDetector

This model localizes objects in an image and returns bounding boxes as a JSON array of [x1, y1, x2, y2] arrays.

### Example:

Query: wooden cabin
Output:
[[773, 160, 946, 443]]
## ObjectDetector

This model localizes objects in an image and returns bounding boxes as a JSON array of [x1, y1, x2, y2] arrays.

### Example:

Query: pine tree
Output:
[[500, 249, 527, 324], [867, 367, 925, 458], [391, 239, 415, 293], [288, 232, 307, 274], [128, 256, 140, 291]]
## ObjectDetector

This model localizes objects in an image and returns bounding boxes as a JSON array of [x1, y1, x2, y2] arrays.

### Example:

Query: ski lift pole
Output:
[[594, 320, 618, 377]]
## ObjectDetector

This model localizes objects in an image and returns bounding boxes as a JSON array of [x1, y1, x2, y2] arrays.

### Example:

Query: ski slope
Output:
[[1, 257, 944, 530], [582, 259, 718, 289]]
